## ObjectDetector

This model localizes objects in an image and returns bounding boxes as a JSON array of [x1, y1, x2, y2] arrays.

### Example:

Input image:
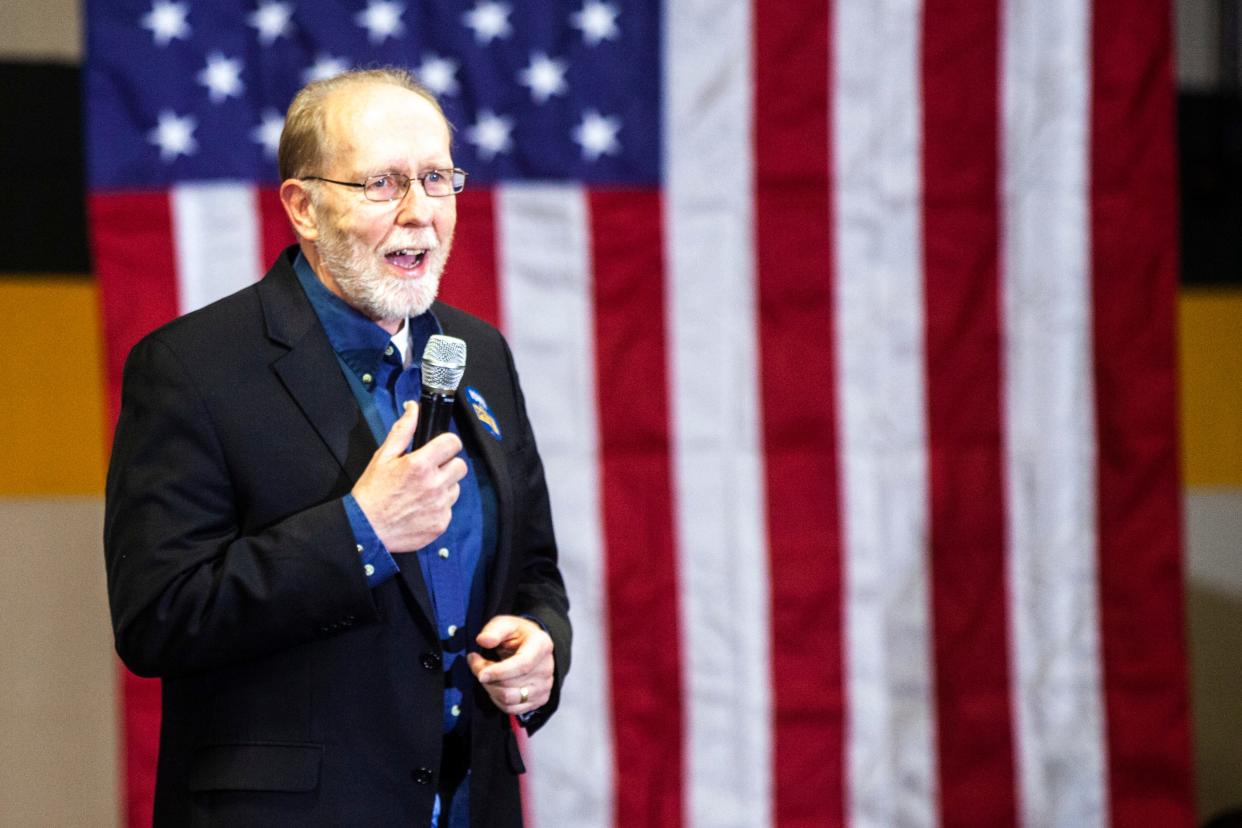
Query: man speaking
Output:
[[104, 68, 571, 827]]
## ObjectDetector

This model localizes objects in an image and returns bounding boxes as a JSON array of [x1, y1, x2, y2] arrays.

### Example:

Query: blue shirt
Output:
[[293, 254, 492, 738]]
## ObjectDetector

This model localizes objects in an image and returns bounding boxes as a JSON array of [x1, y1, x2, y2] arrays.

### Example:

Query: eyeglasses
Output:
[[301, 168, 468, 201]]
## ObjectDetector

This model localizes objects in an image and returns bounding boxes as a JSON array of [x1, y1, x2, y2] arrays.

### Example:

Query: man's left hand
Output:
[[468, 615, 554, 716]]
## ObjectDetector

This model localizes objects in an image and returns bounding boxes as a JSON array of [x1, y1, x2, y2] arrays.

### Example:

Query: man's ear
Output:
[[279, 179, 320, 242]]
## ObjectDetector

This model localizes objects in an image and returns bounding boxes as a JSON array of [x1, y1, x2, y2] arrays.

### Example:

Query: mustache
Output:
[[381, 232, 439, 254]]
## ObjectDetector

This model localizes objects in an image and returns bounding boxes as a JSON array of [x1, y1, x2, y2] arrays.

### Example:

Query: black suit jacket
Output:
[[104, 249, 571, 827]]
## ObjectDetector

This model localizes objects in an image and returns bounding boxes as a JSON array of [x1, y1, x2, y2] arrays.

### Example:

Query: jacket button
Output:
[[413, 767, 434, 785], [421, 652, 441, 671]]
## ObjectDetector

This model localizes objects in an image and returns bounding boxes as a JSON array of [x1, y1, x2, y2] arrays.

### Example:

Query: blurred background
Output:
[[0, 0, 1239, 825]]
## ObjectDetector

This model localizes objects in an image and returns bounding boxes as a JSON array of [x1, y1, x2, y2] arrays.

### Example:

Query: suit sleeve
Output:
[[104, 334, 379, 679], [498, 336, 572, 735]]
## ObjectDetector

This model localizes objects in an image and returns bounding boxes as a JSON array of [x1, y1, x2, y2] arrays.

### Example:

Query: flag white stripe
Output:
[[833, 2, 937, 826], [496, 185, 615, 828], [1001, 1, 1109, 825], [171, 182, 263, 313], [665, 2, 772, 826]]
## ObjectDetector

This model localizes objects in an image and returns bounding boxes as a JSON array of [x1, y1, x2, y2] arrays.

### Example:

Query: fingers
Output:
[[467, 651, 492, 678], [412, 431, 467, 471], [353, 408, 467, 551], [492, 681, 549, 712], [468, 651, 553, 715], [379, 403, 466, 469], [377, 400, 420, 459], [475, 614, 522, 651], [473, 617, 552, 684]]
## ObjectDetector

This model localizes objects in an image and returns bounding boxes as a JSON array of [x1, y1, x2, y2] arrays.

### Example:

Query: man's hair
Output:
[[277, 67, 448, 181]]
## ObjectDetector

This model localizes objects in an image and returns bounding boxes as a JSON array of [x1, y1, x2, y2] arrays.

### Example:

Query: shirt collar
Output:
[[292, 251, 439, 372], [389, 315, 413, 368]]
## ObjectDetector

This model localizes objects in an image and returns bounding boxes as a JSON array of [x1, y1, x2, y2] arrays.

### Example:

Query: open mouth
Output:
[[384, 248, 428, 270]]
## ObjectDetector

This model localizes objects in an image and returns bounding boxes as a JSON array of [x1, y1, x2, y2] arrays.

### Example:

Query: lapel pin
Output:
[[465, 386, 502, 441]]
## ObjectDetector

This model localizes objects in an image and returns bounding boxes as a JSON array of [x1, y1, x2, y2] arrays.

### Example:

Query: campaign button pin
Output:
[[465, 386, 502, 441]]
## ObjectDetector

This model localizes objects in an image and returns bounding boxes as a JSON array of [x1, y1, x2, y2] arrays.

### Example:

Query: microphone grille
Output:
[[420, 334, 467, 393]]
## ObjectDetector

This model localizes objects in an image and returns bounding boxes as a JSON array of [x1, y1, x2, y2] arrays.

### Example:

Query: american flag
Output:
[[87, 1, 1194, 826]]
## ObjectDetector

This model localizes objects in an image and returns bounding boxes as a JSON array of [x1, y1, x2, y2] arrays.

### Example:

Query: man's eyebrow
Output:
[[359, 166, 406, 177], [360, 162, 454, 176]]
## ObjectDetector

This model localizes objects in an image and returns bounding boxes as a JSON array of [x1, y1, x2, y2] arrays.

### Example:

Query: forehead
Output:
[[321, 83, 451, 173]]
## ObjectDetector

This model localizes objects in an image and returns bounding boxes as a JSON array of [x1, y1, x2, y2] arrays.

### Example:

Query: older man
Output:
[[104, 68, 570, 828]]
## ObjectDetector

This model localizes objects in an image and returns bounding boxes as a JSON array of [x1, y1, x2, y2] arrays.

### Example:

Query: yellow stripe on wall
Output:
[[1180, 288, 1242, 487], [0, 277, 107, 495], [0, 277, 1236, 491]]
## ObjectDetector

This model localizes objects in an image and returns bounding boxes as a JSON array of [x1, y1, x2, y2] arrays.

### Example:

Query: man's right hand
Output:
[[351, 401, 468, 552]]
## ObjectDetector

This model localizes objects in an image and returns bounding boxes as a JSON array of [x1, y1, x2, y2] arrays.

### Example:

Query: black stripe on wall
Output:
[[0, 60, 1235, 285], [1181, 92, 1242, 286], [0, 62, 90, 274]]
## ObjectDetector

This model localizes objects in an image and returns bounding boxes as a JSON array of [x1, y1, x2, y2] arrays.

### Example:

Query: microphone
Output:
[[411, 334, 467, 450]]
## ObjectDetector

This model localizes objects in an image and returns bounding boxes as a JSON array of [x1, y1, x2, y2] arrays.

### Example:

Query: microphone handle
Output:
[[411, 389, 455, 450]]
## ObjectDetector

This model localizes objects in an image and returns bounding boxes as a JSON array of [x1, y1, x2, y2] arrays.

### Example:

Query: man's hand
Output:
[[468, 615, 555, 716], [352, 402, 468, 552]]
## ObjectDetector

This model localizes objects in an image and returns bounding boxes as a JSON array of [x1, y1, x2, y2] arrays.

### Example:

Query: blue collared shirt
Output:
[[293, 254, 491, 738]]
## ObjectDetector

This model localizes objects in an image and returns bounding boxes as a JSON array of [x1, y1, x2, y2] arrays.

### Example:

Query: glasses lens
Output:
[[364, 174, 406, 201], [421, 170, 451, 197]]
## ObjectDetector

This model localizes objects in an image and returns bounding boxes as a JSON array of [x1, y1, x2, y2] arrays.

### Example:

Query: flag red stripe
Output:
[[587, 189, 683, 828], [257, 187, 296, 271], [118, 673, 160, 828], [920, 4, 1018, 825], [1089, 2, 1195, 823], [89, 191, 179, 828], [440, 190, 501, 329], [753, 4, 845, 825], [90, 192, 181, 427]]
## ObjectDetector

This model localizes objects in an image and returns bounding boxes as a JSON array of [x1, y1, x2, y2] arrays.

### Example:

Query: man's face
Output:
[[310, 83, 457, 324]]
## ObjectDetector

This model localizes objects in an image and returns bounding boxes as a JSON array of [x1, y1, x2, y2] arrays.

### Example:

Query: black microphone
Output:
[[411, 334, 467, 450]]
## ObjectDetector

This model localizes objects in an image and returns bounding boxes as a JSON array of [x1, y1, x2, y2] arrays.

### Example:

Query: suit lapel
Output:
[[437, 312, 515, 618], [259, 254, 439, 629], [259, 256, 372, 477], [457, 389, 514, 620]]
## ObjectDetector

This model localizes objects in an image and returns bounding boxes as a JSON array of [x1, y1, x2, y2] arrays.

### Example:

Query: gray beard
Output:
[[315, 223, 449, 323]]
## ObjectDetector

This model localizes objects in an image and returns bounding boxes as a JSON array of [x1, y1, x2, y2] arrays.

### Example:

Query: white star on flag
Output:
[[518, 52, 569, 104], [462, 2, 512, 45], [303, 54, 350, 83], [570, 1, 620, 46], [141, 0, 191, 47], [466, 109, 515, 160], [197, 53, 245, 104], [572, 109, 621, 160], [147, 111, 198, 161], [251, 109, 285, 158], [355, 0, 405, 44], [248, 0, 295, 46], [416, 54, 460, 96]]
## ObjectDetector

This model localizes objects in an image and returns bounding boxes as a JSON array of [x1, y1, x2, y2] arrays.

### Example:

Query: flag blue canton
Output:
[[86, 0, 660, 188]]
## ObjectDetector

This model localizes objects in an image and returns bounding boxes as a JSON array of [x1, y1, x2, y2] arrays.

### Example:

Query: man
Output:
[[104, 68, 570, 827]]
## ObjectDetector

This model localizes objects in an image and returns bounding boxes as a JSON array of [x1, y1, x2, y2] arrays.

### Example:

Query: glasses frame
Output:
[[301, 168, 468, 201]]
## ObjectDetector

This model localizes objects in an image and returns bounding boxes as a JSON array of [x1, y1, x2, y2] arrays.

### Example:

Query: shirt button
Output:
[[438, 547, 450, 559], [364, 563, 375, 577], [451, 704, 461, 717], [355, 544, 364, 555], [447, 624, 457, 637], [361, 372, 373, 385], [385, 345, 395, 356]]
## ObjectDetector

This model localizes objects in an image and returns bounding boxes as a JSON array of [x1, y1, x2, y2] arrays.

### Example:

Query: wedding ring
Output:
[[519, 686, 529, 704]]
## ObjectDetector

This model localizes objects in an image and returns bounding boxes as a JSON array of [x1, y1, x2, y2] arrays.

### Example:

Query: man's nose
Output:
[[394, 181, 434, 225]]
